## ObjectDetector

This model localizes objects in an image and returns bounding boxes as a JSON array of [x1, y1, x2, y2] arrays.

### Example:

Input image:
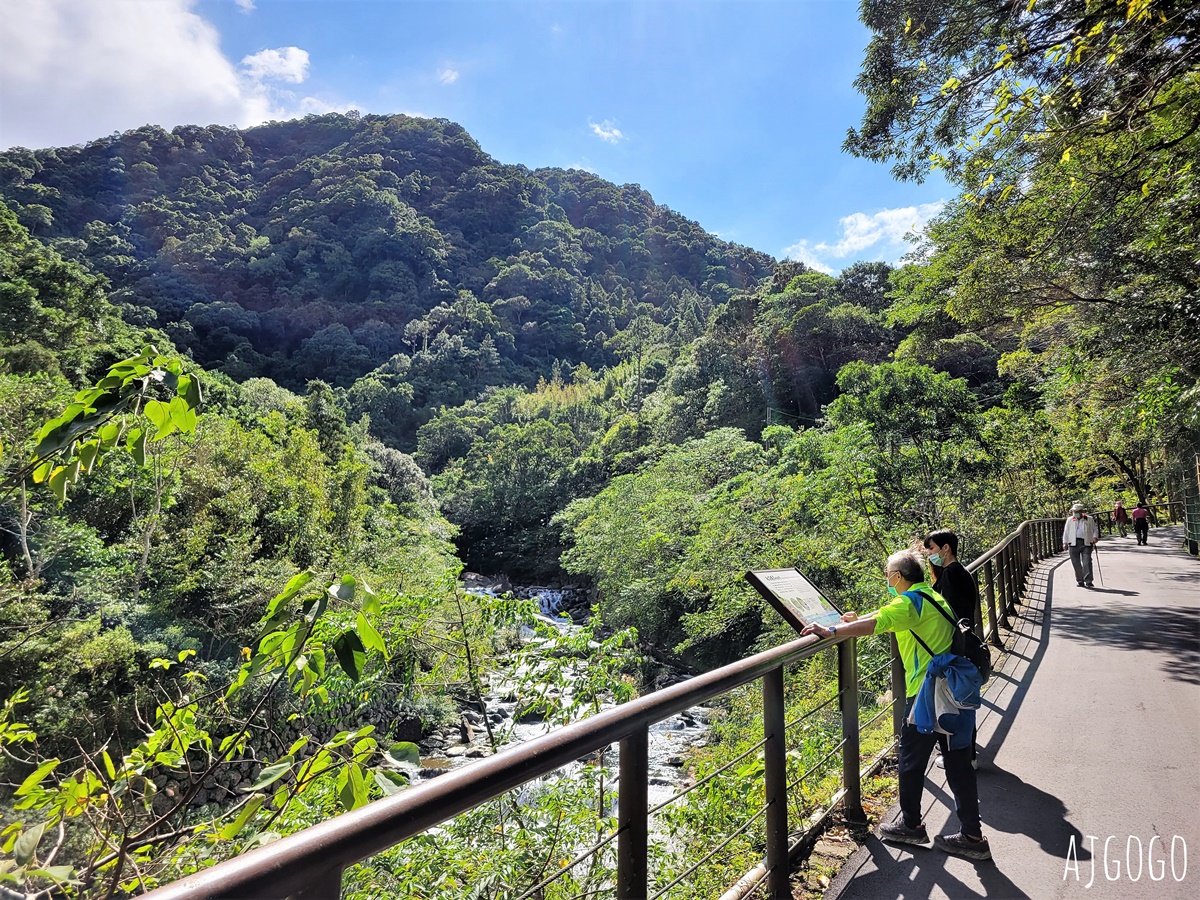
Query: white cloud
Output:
[[235, 0, 255, 13], [438, 68, 459, 85], [589, 119, 624, 144], [781, 241, 836, 275], [0, 0, 348, 150], [241, 47, 309, 83], [782, 201, 944, 272]]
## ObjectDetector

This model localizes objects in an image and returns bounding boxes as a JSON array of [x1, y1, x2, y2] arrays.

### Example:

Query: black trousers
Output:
[[1134, 520, 1149, 543], [899, 698, 982, 838]]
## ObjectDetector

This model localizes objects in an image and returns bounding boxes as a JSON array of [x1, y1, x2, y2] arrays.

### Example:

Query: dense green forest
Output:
[[1, 1, 1197, 895]]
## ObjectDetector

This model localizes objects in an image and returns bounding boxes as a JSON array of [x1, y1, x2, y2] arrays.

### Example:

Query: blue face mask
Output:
[[929, 553, 944, 566]]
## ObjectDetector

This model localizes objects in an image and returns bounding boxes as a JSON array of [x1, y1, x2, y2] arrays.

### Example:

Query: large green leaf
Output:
[[169, 396, 197, 434], [383, 742, 420, 768], [15, 760, 59, 796], [355, 612, 386, 655], [264, 571, 313, 621], [374, 770, 409, 796], [249, 756, 294, 791], [217, 795, 265, 840], [328, 575, 357, 602], [332, 630, 366, 682], [128, 428, 146, 466], [143, 399, 171, 433], [13, 822, 46, 866]]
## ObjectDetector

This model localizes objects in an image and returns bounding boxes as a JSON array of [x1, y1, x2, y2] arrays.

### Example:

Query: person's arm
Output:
[[801, 615, 878, 640]]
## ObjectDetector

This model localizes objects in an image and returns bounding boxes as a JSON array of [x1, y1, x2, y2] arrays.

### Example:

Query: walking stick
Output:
[[1093, 545, 1103, 586]]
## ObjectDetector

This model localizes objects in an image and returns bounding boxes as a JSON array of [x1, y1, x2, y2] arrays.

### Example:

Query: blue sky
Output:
[[1, 0, 948, 272]]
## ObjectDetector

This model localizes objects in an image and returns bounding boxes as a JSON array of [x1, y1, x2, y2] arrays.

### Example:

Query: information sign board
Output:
[[745, 568, 844, 634]]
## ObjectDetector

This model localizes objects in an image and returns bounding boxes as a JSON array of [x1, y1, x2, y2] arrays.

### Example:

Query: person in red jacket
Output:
[[1113, 500, 1130, 538]]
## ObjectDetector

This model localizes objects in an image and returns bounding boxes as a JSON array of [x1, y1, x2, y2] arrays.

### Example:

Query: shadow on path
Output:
[[978, 559, 1059, 761], [978, 763, 1089, 862], [1050, 604, 1200, 685], [837, 835, 1028, 900]]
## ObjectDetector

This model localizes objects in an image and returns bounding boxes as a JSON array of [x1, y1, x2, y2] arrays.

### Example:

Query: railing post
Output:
[[890, 634, 906, 739], [1015, 532, 1027, 603], [838, 639, 864, 822], [762, 666, 791, 898], [1012, 543, 1023, 611], [617, 726, 648, 900], [997, 547, 1011, 619], [293, 871, 342, 900], [984, 559, 1003, 646]]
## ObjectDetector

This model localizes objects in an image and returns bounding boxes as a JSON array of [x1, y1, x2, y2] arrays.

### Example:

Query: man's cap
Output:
[[1070, 501, 1085, 512]]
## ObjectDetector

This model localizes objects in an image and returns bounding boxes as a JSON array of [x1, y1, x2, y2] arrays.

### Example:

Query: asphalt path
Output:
[[826, 525, 1200, 900]]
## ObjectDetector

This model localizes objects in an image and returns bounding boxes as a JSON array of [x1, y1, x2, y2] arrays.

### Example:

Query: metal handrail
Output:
[[144, 631, 831, 900], [144, 511, 1072, 900]]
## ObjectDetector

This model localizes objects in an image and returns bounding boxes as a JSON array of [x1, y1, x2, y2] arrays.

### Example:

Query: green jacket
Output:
[[871, 582, 955, 698]]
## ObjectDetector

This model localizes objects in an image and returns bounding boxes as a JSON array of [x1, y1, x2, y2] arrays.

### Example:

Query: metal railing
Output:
[[144, 514, 1086, 900]]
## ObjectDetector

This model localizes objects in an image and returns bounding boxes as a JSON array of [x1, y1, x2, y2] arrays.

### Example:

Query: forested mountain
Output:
[[0, 114, 770, 448], [2, 5, 1198, 893]]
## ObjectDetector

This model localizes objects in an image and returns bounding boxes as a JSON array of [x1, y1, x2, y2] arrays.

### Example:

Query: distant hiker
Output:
[[1113, 500, 1130, 538], [1131, 501, 1151, 545], [800, 550, 990, 860], [1062, 502, 1100, 588], [924, 529, 980, 769]]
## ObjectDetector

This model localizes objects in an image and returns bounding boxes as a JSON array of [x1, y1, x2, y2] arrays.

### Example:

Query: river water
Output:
[[417, 587, 718, 812]]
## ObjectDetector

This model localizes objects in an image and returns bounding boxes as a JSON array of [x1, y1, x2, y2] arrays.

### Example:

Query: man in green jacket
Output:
[[801, 549, 990, 860]]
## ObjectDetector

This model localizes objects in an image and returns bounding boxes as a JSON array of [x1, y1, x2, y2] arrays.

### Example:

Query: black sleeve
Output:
[[940, 563, 980, 623]]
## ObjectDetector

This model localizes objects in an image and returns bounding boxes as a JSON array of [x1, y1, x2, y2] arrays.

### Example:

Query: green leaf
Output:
[[360, 581, 380, 617], [14, 822, 46, 866], [30, 864, 76, 883], [78, 440, 100, 474], [218, 794, 265, 840], [144, 399, 171, 433], [383, 742, 420, 768], [128, 428, 146, 466], [301, 593, 328, 624], [177, 373, 203, 409], [355, 612, 386, 655], [48, 466, 69, 502], [100, 751, 117, 781], [374, 769, 408, 796], [328, 575, 357, 602], [245, 831, 281, 849], [169, 396, 197, 434], [31, 460, 52, 484], [15, 760, 59, 796], [332, 630, 366, 682], [249, 757, 294, 791], [264, 571, 313, 621]]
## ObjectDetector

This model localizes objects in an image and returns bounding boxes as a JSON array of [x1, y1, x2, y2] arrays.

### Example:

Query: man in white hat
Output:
[[1062, 502, 1100, 587]]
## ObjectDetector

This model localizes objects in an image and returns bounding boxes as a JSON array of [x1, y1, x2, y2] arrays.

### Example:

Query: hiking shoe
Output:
[[1085, 582, 1094, 588], [935, 832, 992, 860], [880, 820, 930, 845], [1077, 581, 1085, 586]]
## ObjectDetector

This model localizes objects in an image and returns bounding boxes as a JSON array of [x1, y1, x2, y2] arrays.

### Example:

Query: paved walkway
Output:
[[827, 525, 1200, 900]]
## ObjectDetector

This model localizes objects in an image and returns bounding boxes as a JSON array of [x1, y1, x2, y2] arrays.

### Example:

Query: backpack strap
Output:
[[914, 589, 961, 628], [901, 589, 956, 659]]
